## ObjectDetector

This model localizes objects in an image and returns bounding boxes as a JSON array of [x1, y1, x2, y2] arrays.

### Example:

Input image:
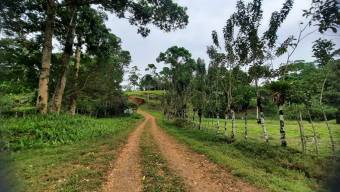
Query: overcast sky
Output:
[[104, 0, 339, 84]]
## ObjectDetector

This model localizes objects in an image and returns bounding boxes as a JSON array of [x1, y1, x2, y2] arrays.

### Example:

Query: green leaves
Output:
[[312, 38, 335, 66], [263, 0, 294, 48], [211, 31, 220, 48], [275, 35, 296, 57], [158, 46, 196, 118], [128, 0, 189, 37], [248, 64, 271, 80], [303, 0, 340, 33]]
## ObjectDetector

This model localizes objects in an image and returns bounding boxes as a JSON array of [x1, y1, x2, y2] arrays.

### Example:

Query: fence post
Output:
[[244, 110, 248, 141], [298, 111, 306, 153], [307, 110, 319, 156]]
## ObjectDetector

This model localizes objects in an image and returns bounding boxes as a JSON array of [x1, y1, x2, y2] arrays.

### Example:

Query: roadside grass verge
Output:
[[146, 109, 338, 192], [140, 122, 185, 192], [0, 114, 142, 192]]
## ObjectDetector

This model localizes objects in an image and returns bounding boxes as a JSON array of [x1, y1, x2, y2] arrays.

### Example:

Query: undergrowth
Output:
[[0, 114, 141, 151]]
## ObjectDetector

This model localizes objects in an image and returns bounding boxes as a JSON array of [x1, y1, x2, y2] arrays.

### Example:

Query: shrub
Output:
[[284, 103, 337, 120], [76, 95, 130, 117]]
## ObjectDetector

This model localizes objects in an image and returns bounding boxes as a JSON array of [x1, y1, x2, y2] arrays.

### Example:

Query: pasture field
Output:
[[130, 90, 340, 156], [0, 114, 142, 192], [197, 116, 340, 156], [125, 90, 165, 98]]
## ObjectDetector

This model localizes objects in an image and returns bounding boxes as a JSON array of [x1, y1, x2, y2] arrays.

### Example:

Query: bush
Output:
[[0, 92, 36, 117], [127, 100, 138, 110], [284, 103, 337, 120], [76, 95, 130, 117]]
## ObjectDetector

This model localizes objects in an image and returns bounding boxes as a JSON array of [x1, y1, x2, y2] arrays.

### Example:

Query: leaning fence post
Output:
[[307, 110, 319, 156], [297, 111, 306, 153]]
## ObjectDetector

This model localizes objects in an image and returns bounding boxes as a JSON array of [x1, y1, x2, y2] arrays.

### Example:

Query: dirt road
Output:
[[102, 115, 146, 192], [103, 110, 258, 192]]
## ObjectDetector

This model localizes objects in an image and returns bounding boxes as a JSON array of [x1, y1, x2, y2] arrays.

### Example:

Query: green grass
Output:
[[0, 114, 141, 151], [0, 114, 142, 192], [146, 109, 339, 192], [140, 122, 186, 192]]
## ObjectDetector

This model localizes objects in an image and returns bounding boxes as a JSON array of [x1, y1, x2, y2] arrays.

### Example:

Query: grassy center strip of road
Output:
[[1, 114, 143, 192], [145, 109, 337, 192], [140, 121, 186, 192]]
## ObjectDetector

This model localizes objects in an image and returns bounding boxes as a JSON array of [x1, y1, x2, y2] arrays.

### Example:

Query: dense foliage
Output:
[[0, 0, 189, 116]]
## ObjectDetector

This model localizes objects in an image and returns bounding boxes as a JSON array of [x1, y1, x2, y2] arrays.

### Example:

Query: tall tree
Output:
[[50, 0, 189, 113], [230, 0, 294, 145], [51, 2, 77, 112], [129, 66, 140, 90], [1, 0, 189, 113], [191, 58, 207, 129], [0, 0, 56, 114], [70, 33, 131, 116], [312, 38, 338, 155], [66, 6, 112, 114], [205, 0, 293, 141], [157, 46, 196, 118]]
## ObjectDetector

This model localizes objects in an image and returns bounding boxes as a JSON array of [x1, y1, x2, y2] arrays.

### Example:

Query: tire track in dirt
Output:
[[102, 112, 147, 192], [140, 111, 259, 192]]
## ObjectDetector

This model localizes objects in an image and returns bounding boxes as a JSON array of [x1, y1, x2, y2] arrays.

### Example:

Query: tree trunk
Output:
[[216, 113, 220, 133], [51, 6, 76, 113], [231, 110, 236, 139], [198, 110, 202, 130], [224, 113, 228, 137], [298, 111, 306, 153], [68, 44, 81, 115], [244, 109, 248, 141], [319, 74, 328, 105], [318, 71, 335, 156], [279, 105, 287, 146], [258, 97, 269, 142], [307, 110, 319, 155], [255, 79, 259, 121], [322, 107, 335, 156], [36, 0, 56, 114]]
